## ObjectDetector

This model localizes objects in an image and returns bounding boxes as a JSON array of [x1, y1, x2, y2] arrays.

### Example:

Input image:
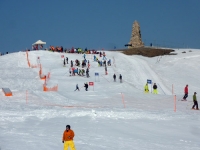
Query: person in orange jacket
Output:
[[62, 125, 76, 150]]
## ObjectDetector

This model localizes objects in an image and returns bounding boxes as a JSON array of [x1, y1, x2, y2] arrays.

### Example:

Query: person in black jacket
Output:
[[119, 74, 122, 83], [86, 68, 89, 78], [113, 74, 116, 82], [63, 59, 66, 66], [66, 57, 68, 64], [71, 60, 73, 67], [84, 82, 89, 91]]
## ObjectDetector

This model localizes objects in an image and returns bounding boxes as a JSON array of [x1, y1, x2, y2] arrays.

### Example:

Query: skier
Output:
[[144, 83, 149, 93], [153, 83, 158, 94], [105, 66, 108, 75], [69, 68, 72, 76], [119, 74, 122, 83], [71, 60, 73, 67], [83, 53, 86, 59], [62, 125, 76, 150], [192, 92, 199, 110], [182, 84, 188, 101], [74, 84, 80, 91], [81, 69, 85, 76], [78, 69, 82, 76], [100, 51, 102, 57], [86, 68, 89, 78], [84, 82, 88, 91], [107, 59, 111, 66], [87, 60, 90, 69], [113, 74, 116, 82], [66, 57, 68, 64], [63, 59, 66, 66]]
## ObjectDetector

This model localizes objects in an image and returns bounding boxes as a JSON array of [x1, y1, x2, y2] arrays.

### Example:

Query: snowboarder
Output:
[[192, 92, 199, 110], [119, 74, 122, 83], [144, 83, 149, 93], [183, 84, 188, 101], [84, 82, 88, 91], [153, 83, 158, 94], [62, 125, 76, 150], [113, 74, 116, 82], [74, 84, 80, 91]]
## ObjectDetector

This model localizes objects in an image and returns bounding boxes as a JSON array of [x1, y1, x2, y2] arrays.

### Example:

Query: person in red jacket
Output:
[[183, 84, 188, 101], [62, 125, 76, 150]]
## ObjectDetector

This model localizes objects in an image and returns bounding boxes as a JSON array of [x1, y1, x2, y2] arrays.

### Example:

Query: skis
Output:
[[181, 99, 187, 101]]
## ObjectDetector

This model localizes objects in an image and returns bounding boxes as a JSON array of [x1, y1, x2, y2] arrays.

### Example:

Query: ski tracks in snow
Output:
[[111, 52, 171, 95]]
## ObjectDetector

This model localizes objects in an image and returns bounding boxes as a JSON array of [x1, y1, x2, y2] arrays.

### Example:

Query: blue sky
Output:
[[0, 0, 200, 52]]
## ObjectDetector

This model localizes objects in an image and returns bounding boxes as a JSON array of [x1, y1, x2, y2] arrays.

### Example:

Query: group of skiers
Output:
[[74, 83, 88, 91], [144, 83, 198, 110], [182, 84, 198, 110], [66, 56, 90, 77], [113, 74, 122, 83], [144, 83, 158, 94]]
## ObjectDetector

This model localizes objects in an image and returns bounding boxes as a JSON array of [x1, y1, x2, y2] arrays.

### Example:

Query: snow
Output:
[[0, 49, 200, 150]]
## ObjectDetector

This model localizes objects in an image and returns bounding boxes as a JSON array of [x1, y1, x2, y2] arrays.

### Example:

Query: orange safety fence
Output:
[[6, 90, 178, 111], [28, 60, 30, 67], [30, 64, 39, 68], [43, 84, 58, 91], [26, 51, 40, 68], [38, 64, 45, 79], [44, 72, 50, 84], [25, 51, 57, 92]]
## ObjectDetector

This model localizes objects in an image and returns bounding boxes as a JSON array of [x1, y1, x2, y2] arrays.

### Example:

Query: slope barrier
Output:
[[43, 84, 58, 91], [2, 88, 12, 96]]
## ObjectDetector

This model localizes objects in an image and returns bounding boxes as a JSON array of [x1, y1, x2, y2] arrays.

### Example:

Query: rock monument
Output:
[[128, 21, 144, 48]]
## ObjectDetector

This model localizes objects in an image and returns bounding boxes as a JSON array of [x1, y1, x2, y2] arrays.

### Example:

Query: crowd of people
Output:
[[48, 46, 100, 54]]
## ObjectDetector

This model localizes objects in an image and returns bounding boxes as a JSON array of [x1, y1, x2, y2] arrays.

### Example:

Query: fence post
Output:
[[26, 90, 28, 104], [174, 95, 176, 112], [121, 93, 125, 108]]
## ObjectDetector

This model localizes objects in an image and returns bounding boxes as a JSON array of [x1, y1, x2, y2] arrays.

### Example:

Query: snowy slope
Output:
[[0, 49, 200, 150]]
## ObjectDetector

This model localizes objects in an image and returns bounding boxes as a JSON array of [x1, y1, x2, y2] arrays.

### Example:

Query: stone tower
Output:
[[128, 21, 144, 48]]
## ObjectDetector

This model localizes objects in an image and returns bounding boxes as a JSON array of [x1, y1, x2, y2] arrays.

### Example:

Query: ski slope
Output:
[[0, 49, 200, 150]]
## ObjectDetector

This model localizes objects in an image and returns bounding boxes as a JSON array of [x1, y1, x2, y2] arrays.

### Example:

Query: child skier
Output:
[[74, 84, 80, 91]]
